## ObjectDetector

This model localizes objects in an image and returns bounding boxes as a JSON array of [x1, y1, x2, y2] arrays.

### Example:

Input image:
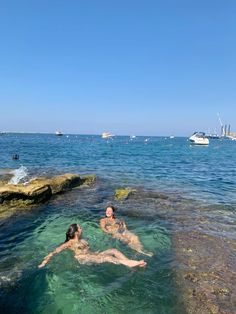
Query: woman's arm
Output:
[[100, 218, 109, 233], [38, 242, 69, 268], [120, 219, 127, 230]]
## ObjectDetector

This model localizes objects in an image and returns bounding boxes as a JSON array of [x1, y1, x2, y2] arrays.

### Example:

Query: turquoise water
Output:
[[0, 133, 236, 313]]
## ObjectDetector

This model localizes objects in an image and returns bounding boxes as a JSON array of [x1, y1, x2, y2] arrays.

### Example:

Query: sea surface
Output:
[[0, 133, 235, 314]]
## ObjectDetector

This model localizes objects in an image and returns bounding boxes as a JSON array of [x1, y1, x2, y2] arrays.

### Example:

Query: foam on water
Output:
[[8, 165, 28, 185]]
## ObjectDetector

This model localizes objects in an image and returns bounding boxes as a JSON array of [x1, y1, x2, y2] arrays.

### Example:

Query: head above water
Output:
[[105, 205, 116, 218], [65, 223, 82, 242]]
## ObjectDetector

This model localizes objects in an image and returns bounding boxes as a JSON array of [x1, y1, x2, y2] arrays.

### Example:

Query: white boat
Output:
[[189, 132, 209, 145], [101, 132, 113, 139], [55, 131, 63, 136]]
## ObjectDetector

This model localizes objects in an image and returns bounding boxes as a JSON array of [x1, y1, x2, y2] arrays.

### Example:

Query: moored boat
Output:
[[101, 132, 113, 139], [189, 132, 209, 145], [55, 131, 63, 136]]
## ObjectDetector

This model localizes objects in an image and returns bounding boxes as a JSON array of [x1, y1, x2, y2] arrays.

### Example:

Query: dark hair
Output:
[[105, 205, 116, 218], [65, 224, 78, 242]]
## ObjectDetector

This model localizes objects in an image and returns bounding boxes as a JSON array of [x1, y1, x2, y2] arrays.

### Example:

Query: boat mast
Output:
[[217, 113, 224, 137]]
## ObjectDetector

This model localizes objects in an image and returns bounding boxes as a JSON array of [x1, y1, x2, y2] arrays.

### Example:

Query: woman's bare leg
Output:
[[75, 252, 146, 268], [119, 231, 153, 257], [100, 248, 130, 260]]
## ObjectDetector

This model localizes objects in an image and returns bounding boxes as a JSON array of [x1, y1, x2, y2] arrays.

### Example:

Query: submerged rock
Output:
[[0, 173, 96, 207], [114, 187, 169, 202], [173, 231, 236, 314], [114, 188, 137, 200]]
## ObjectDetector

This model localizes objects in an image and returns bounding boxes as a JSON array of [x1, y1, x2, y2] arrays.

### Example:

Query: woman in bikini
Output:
[[38, 223, 146, 268], [100, 206, 153, 257]]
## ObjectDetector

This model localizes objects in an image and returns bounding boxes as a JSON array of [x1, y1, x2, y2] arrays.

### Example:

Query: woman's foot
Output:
[[138, 260, 147, 267], [127, 260, 147, 268], [143, 251, 153, 257]]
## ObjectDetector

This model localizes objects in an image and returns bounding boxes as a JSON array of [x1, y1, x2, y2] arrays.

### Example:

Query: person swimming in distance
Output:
[[100, 206, 153, 257], [38, 223, 147, 268]]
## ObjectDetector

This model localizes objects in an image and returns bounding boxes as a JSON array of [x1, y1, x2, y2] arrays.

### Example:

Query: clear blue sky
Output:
[[0, 0, 235, 136]]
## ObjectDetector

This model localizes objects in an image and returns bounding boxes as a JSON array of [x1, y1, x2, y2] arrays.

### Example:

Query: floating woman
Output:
[[38, 223, 146, 268], [100, 206, 153, 257]]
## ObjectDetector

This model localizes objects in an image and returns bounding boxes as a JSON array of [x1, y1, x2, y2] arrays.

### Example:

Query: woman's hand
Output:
[[38, 259, 48, 268], [38, 242, 69, 269]]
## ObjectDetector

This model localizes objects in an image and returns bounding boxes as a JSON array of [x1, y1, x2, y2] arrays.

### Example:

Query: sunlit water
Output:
[[0, 134, 236, 313]]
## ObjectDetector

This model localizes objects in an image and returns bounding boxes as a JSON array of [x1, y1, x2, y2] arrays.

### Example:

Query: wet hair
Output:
[[105, 205, 116, 218], [65, 224, 78, 242]]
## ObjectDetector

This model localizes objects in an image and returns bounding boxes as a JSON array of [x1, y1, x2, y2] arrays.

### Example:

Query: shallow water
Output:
[[0, 134, 236, 313]]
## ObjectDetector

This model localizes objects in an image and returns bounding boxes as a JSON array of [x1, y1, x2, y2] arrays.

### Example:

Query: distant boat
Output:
[[101, 132, 113, 139], [189, 132, 209, 145], [226, 135, 236, 141], [169, 135, 175, 139], [206, 133, 220, 139], [55, 131, 63, 136], [130, 135, 136, 139]]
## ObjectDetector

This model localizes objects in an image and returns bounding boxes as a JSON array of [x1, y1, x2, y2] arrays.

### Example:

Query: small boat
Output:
[[55, 131, 63, 136], [189, 132, 209, 145], [169, 135, 175, 139], [101, 132, 113, 139]]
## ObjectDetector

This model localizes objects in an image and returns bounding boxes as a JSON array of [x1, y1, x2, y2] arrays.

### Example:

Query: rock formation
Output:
[[0, 173, 96, 206]]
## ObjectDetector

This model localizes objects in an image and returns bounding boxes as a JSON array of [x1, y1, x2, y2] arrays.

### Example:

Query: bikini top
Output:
[[72, 239, 89, 251], [105, 218, 126, 233]]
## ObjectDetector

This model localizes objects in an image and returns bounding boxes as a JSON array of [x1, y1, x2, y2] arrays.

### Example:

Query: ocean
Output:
[[0, 133, 235, 313]]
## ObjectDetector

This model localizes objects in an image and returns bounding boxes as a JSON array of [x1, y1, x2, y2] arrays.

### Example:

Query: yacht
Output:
[[55, 131, 63, 136], [101, 132, 113, 139], [189, 132, 209, 145]]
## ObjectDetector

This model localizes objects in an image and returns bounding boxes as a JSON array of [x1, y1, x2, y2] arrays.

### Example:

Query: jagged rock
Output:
[[0, 173, 96, 206], [0, 184, 52, 205]]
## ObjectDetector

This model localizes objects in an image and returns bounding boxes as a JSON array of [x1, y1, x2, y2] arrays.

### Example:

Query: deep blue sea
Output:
[[0, 133, 235, 314]]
